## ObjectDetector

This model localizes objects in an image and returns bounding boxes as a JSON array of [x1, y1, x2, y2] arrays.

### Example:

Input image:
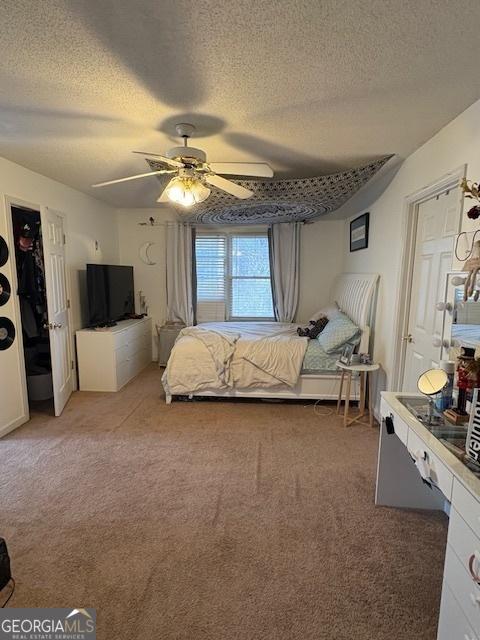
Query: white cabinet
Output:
[[438, 584, 478, 640], [76, 318, 152, 391], [378, 393, 480, 640]]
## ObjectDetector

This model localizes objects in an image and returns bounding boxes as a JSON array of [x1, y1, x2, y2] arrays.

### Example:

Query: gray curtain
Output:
[[166, 222, 195, 326], [268, 222, 301, 322]]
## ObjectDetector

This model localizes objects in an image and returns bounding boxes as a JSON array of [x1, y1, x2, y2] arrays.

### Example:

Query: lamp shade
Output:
[[165, 176, 210, 207]]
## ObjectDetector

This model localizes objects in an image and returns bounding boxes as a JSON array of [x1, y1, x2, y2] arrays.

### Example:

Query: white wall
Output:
[[338, 97, 480, 398], [0, 156, 119, 436]]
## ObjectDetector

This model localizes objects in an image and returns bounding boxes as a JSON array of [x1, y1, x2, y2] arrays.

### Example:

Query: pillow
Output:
[[309, 302, 340, 323], [317, 311, 360, 353]]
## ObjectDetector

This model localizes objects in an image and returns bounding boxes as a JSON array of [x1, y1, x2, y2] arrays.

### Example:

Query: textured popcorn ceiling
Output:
[[0, 0, 480, 210]]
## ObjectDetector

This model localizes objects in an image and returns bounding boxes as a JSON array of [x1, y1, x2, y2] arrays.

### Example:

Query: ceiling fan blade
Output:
[[205, 174, 254, 199], [132, 151, 184, 168], [208, 162, 273, 178], [92, 170, 173, 188]]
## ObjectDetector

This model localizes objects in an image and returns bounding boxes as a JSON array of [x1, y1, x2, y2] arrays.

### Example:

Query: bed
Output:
[[162, 273, 379, 403]]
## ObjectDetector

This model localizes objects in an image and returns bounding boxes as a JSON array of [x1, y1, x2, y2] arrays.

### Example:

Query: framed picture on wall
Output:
[[350, 212, 369, 252]]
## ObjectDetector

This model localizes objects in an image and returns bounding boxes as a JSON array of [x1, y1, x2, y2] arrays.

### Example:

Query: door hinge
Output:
[[63, 233, 66, 245], [67, 299, 70, 308], [71, 360, 74, 370]]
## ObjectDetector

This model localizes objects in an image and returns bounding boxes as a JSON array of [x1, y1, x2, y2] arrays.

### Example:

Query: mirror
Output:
[[417, 368, 448, 425], [446, 272, 480, 351], [417, 369, 448, 395]]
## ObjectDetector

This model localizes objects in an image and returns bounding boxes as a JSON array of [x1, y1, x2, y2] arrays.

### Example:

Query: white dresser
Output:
[[76, 317, 152, 392], [378, 392, 480, 640]]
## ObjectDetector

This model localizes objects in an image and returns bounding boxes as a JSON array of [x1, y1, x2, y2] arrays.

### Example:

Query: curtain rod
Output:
[[137, 218, 308, 227]]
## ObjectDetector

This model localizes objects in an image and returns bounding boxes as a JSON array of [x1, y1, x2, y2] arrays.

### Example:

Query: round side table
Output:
[[335, 361, 380, 428]]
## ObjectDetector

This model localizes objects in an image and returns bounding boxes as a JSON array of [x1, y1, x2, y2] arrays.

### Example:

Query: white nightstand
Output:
[[335, 361, 380, 428]]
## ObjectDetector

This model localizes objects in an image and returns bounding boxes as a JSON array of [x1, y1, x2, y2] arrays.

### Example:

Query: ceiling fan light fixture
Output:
[[165, 176, 210, 207]]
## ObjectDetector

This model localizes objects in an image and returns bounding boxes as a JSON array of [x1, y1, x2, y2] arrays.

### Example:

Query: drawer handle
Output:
[[384, 415, 395, 435], [468, 551, 480, 585]]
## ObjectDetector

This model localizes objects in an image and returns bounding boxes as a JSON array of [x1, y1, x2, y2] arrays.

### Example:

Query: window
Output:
[[195, 232, 274, 322], [229, 235, 273, 319]]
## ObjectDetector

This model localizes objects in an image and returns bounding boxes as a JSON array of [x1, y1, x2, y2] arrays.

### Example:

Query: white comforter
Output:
[[162, 322, 308, 395]]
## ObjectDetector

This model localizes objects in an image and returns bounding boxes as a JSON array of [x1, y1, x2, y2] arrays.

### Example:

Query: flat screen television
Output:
[[86, 264, 135, 327]]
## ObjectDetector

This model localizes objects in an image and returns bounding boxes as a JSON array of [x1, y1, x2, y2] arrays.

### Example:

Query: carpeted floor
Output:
[[1, 364, 447, 639]]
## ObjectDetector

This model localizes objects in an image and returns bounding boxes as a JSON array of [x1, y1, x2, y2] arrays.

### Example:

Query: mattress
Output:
[[301, 339, 342, 374]]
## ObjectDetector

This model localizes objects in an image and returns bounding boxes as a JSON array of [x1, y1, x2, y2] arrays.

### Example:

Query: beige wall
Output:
[[116, 207, 178, 358], [297, 219, 345, 322], [337, 97, 480, 395]]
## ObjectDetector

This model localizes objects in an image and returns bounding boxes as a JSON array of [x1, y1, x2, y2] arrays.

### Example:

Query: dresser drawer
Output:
[[112, 329, 130, 349], [438, 583, 478, 640], [115, 343, 129, 366], [407, 429, 453, 499], [453, 480, 480, 541], [380, 400, 408, 445], [129, 347, 149, 376], [449, 507, 480, 582], [444, 543, 480, 635], [116, 360, 131, 389]]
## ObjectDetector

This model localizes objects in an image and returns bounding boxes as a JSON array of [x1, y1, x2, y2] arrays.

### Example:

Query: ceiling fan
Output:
[[92, 123, 274, 207]]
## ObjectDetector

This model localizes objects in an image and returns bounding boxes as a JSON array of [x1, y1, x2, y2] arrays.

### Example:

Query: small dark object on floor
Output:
[[0, 538, 11, 591]]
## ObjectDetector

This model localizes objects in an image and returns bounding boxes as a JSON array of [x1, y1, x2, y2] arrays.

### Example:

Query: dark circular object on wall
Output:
[[0, 236, 8, 267], [0, 317, 15, 350], [0, 274, 10, 306]]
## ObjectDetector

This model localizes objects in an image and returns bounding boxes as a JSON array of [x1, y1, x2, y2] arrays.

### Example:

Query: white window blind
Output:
[[195, 234, 227, 322], [195, 232, 274, 322]]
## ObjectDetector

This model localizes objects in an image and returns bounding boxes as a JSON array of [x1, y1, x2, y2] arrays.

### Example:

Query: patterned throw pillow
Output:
[[317, 311, 360, 353]]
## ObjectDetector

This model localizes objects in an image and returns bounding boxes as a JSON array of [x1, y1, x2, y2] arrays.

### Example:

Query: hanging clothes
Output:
[[12, 209, 47, 339]]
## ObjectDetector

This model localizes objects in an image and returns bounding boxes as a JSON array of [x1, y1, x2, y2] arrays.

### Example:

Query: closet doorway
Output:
[[9, 201, 73, 417]]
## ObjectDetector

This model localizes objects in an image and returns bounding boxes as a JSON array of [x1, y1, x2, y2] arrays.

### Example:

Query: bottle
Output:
[[438, 360, 455, 412]]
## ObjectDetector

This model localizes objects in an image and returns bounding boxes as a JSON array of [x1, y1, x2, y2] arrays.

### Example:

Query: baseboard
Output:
[[0, 413, 29, 439]]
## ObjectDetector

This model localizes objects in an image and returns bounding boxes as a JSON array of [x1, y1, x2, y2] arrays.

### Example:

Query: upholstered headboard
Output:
[[331, 273, 379, 353]]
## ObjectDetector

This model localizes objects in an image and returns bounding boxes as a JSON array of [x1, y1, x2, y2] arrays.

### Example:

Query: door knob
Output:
[[436, 301, 452, 312], [432, 337, 450, 348], [402, 334, 413, 343], [44, 322, 62, 330]]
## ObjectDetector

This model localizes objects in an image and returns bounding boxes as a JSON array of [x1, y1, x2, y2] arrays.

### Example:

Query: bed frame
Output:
[[166, 273, 379, 403]]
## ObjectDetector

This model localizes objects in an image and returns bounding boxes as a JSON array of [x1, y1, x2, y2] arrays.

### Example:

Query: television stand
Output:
[[76, 317, 152, 391]]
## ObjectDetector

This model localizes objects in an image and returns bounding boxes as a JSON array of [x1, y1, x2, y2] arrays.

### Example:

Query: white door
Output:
[[402, 187, 461, 392], [41, 208, 73, 415]]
